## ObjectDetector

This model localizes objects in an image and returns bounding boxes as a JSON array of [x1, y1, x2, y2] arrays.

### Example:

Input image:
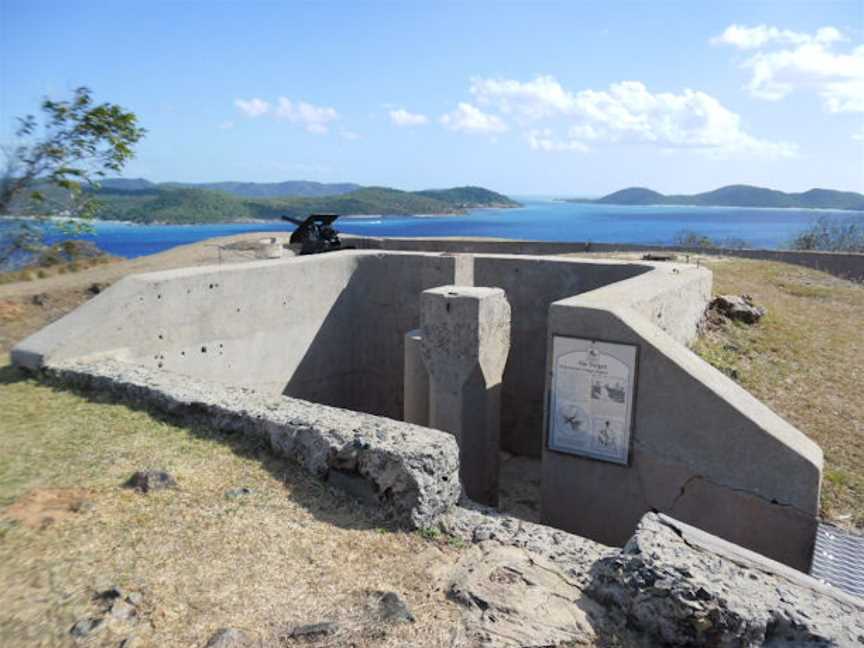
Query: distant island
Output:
[[569, 185, 864, 211], [10, 180, 521, 225]]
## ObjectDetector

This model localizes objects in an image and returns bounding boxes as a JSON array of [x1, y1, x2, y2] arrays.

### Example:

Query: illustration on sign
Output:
[[547, 337, 637, 464]]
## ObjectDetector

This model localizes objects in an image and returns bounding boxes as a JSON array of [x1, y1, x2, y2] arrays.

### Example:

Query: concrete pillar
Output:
[[420, 286, 511, 506], [403, 329, 429, 426]]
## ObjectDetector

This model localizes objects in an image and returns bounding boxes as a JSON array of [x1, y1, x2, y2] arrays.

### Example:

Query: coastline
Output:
[[563, 200, 864, 213]]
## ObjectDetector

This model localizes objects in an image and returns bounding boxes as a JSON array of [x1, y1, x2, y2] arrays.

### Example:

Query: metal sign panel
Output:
[[547, 336, 637, 465]]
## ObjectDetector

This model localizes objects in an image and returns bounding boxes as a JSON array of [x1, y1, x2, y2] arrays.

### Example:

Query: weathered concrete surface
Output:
[[439, 506, 862, 647], [439, 504, 632, 647], [589, 513, 864, 647], [402, 329, 428, 426], [11, 251, 469, 422], [541, 264, 823, 571], [38, 358, 461, 529], [447, 543, 609, 647], [421, 286, 511, 506], [473, 255, 650, 457]]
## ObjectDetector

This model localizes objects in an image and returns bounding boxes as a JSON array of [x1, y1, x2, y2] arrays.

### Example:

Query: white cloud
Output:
[[471, 75, 577, 120], [275, 98, 339, 134], [713, 25, 864, 113], [711, 24, 843, 50], [526, 129, 590, 152], [466, 76, 795, 158], [218, 120, 235, 130], [440, 102, 509, 134], [389, 108, 429, 126], [234, 97, 340, 133], [234, 98, 271, 117]]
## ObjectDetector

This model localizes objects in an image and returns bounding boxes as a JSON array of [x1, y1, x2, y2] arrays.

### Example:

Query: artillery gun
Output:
[[281, 214, 353, 255]]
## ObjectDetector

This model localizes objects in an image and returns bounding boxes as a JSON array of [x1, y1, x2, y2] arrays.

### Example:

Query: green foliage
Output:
[[672, 230, 752, 249], [414, 186, 520, 208], [790, 215, 864, 252], [418, 527, 442, 541], [1, 87, 145, 264], [1, 87, 146, 218]]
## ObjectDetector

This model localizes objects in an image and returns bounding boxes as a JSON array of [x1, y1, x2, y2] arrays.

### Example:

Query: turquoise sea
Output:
[[5, 198, 861, 260]]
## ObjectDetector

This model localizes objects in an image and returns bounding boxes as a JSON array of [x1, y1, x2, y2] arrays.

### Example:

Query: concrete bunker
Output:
[[12, 248, 823, 572]]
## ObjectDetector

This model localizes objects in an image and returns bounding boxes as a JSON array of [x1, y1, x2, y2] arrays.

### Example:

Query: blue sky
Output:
[[2, 0, 862, 195]]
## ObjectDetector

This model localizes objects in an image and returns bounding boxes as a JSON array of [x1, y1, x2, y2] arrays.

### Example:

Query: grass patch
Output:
[[695, 259, 864, 527], [0, 360, 462, 646]]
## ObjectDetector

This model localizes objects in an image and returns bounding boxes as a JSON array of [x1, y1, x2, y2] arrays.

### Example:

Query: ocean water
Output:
[[3, 198, 858, 261]]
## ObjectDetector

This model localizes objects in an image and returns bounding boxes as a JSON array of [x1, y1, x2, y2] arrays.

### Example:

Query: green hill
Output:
[[160, 180, 361, 198], [88, 184, 520, 224], [414, 186, 521, 208], [594, 187, 666, 205], [576, 185, 864, 211]]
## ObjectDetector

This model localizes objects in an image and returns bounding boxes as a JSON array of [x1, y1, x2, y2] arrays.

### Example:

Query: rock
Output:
[[447, 542, 607, 647], [204, 627, 250, 647], [110, 599, 137, 622], [31, 293, 50, 307], [373, 591, 415, 624], [643, 253, 677, 262], [224, 487, 253, 499], [118, 636, 142, 648], [125, 469, 177, 493], [70, 617, 105, 639], [125, 592, 144, 607], [96, 585, 124, 600], [710, 294, 765, 324], [289, 621, 339, 639], [70, 499, 95, 513], [88, 282, 109, 295], [588, 513, 864, 647], [438, 502, 614, 587]]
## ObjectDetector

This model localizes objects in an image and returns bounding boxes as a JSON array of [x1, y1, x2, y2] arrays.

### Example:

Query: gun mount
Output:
[[281, 213, 353, 255]]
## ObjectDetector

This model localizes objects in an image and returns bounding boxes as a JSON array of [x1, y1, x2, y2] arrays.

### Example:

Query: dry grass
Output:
[[0, 255, 117, 285], [0, 362, 464, 647], [693, 259, 864, 528]]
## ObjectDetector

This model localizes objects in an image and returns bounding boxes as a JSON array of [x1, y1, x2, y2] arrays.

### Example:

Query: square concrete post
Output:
[[403, 329, 429, 426], [420, 286, 511, 506]]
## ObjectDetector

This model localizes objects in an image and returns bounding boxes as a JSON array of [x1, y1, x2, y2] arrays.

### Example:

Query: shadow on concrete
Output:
[[281, 255, 436, 422]]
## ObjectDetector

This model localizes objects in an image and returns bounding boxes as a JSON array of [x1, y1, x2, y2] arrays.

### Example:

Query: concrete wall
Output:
[[349, 236, 864, 282], [472, 256, 650, 456], [540, 265, 823, 571], [11, 251, 469, 420]]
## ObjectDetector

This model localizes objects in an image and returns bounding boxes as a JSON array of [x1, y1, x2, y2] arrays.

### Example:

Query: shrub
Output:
[[790, 216, 864, 253]]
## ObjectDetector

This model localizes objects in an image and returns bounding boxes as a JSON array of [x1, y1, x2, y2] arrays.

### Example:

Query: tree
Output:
[[0, 87, 145, 264]]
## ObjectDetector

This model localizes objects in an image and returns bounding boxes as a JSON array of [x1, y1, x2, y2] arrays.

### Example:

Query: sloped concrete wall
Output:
[[540, 265, 823, 570]]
